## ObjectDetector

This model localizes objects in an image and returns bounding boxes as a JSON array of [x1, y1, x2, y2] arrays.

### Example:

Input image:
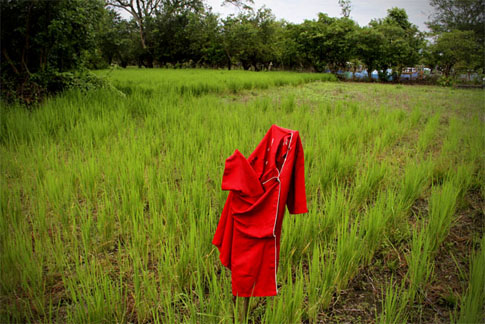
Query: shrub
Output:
[[437, 75, 454, 87], [1, 69, 111, 106]]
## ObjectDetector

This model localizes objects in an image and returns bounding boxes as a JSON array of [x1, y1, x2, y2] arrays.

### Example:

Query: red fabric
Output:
[[212, 125, 308, 297]]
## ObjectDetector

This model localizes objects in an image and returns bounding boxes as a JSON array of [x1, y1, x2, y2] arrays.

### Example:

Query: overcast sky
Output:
[[204, 0, 435, 32]]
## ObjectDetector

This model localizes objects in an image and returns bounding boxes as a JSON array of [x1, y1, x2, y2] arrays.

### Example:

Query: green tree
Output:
[[110, 0, 205, 67], [323, 16, 359, 73], [428, 30, 478, 76], [221, 7, 279, 70], [427, 0, 484, 74], [427, 0, 485, 42], [295, 19, 327, 72], [117, 20, 141, 67], [338, 0, 352, 18], [92, 8, 132, 67], [222, 0, 254, 10], [183, 11, 226, 67], [369, 8, 423, 80], [1, 0, 104, 102], [252, 7, 281, 70], [294, 14, 358, 73], [279, 22, 307, 70], [106, 0, 160, 67], [354, 26, 386, 80]]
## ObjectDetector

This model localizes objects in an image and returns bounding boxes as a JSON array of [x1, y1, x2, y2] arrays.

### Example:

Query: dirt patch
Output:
[[316, 189, 483, 323], [412, 190, 484, 323], [318, 266, 385, 323]]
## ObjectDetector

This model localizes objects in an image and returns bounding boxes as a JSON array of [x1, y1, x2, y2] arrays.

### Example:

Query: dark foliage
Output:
[[1, 0, 105, 104]]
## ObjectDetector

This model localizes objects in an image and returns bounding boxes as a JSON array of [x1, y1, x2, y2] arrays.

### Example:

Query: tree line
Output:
[[93, 0, 483, 78], [1, 0, 483, 103]]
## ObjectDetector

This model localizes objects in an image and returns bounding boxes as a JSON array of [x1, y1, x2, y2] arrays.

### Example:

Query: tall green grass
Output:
[[458, 235, 485, 323], [382, 175, 470, 320], [1, 69, 483, 322], [377, 277, 408, 324], [94, 68, 337, 97]]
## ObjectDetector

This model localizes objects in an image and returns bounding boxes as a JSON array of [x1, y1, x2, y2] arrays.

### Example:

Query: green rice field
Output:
[[1, 69, 484, 323]]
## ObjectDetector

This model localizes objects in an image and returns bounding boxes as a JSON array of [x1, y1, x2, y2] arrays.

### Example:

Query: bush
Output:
[[437, 76, 454, 87], [1, 69, 111, 106]]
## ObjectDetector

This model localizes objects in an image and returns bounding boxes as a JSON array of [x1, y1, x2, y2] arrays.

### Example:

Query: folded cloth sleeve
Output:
[[286, 134, 309, 214], [222, 149, 264, 197]]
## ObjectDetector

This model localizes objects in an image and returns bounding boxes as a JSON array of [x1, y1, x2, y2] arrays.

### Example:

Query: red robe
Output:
[[212, 125, 308, 297]]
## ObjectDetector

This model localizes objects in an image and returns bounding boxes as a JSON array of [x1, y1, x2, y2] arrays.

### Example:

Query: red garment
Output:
[[212, 125, 308, 297]]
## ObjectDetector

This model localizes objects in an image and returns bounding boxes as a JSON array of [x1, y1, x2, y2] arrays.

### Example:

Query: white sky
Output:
[[204, 0, 435, 32]]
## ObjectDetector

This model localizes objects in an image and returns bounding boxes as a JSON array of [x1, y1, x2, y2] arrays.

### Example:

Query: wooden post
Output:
[[241, 297, 249, 321], [233, 296, 250, 323]]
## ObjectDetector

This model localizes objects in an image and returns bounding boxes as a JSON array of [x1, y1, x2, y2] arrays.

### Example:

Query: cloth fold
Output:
[[212, 125, 308, 297]]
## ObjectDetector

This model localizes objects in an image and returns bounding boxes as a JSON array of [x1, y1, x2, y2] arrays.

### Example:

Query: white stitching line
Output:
[[273, 132, 293, 295], [262, 176, 278, 184]]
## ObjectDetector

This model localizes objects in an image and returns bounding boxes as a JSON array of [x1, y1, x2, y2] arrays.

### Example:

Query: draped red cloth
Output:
[[212, 125, 308, 297]]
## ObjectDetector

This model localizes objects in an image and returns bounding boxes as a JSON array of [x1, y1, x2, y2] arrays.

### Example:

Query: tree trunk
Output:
[[2, 48, 20, 75], [146, 54, 154, 68], [444, 65, 451, 77], [226, 55, 232, 70], [233, 296, 250, 322], [380, 64, 389, 82], [134, 15, 147, 50], [367, 65, 374, 81], [252, 62, 260, 71], [242, 61, 250, 70]]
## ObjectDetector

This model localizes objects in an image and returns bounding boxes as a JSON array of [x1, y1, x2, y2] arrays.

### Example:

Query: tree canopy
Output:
[[2, 0, 484, 103], [427, 0, 485, 76], [1, 0, 105, 102]]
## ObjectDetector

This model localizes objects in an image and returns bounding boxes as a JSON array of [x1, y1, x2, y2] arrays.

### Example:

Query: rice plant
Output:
[[1, 69, 483, 323], [458, 235, 485, 324]]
